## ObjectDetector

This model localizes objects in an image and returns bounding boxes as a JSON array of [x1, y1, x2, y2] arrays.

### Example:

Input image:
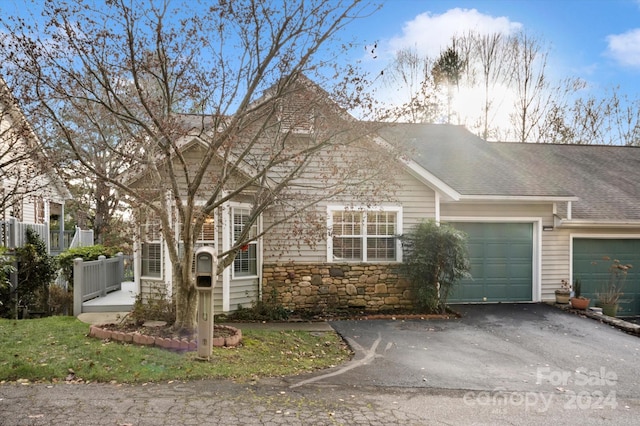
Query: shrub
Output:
[[0, 248, 17, 318], [129, 287, 176, 326], [58, 245, 121, 284], [48, 283, 74, 315], [11, 228, 58, 317], [401, 220, 471, 314]]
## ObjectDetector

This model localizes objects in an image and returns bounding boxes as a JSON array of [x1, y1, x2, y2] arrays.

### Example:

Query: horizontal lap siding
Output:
[[541, 229, 570, 301], [262, 170, 436, 263], [441, 203, 551, 219], [229, 278, 259, 311]]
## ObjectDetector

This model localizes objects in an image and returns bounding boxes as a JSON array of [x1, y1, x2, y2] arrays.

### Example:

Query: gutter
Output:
[[556, 219, 640, 229]]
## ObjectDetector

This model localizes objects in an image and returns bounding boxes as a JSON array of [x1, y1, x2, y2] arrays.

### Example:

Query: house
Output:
[[0, 77, 73, 254], [132, 78, 640, 317]]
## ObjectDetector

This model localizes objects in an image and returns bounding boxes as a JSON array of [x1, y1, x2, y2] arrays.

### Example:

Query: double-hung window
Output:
[[232, 207, 258, 277], [141, 215, 162, 278], [328, 206, 402, 262]]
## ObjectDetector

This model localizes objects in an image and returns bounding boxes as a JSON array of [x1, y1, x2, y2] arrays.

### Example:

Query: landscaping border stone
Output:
[[88, 324, 243, 350]]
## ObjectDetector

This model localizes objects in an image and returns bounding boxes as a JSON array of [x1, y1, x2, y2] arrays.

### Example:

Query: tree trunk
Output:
[[172, 269, 198, 333]]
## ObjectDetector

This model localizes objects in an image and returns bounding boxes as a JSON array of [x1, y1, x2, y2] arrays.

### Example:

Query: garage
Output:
[[573, 238, 640, 316], [447, 222, 533, 303]]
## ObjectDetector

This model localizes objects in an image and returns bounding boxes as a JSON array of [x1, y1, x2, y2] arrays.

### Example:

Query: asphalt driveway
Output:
[[290, 304, 640, 399]]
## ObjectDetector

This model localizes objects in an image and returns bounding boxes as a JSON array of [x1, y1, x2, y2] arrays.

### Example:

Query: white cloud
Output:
[[606, 29, 640, 68], [387, 8, 522, 58]]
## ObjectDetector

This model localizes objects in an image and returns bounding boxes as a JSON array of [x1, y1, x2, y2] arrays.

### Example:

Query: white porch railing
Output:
[[72, 253, 125, 316], [0, 218, 49, 251], [69, 226, 94, 249]]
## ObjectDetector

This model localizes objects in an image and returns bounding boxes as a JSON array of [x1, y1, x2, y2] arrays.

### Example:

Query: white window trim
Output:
[[140, 237, 164, 280], [229, 203, 261, 280], [326, 205, 403, 263]]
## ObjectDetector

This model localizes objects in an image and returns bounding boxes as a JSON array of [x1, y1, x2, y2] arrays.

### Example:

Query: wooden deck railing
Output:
[[72, 253, 125, 316]]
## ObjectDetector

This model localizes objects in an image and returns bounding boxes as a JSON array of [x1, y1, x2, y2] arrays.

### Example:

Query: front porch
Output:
[[81, 281, 137, 313]]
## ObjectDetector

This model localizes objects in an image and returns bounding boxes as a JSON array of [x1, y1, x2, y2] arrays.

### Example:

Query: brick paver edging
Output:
[[88, 324, 242, 351]]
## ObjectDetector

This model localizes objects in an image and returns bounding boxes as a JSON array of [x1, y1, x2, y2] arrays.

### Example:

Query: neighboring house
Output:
[[0, 77, 73, 254], [133, 79, 640, 317]]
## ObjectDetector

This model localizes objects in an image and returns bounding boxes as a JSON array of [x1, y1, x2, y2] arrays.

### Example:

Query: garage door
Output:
[[573, 238, 640, 317], [447, 222, 533, 303]]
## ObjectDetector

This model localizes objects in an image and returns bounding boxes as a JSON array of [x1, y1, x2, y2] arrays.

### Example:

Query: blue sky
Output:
[[352, 0, 640, 98], [5, 0, 640, 132], [6, 0, 639, 97]]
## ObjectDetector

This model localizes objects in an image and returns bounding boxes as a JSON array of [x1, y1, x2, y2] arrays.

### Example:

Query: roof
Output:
[[376, 123, 640, 222]]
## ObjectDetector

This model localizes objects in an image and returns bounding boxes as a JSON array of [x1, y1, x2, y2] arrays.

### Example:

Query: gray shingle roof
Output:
[[376, 123, 640, 221]]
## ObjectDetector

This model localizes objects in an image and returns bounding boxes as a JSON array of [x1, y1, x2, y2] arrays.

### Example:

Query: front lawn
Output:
[[0, 316, 351, 384]]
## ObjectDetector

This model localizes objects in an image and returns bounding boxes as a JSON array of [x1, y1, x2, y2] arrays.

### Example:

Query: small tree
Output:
[[401, 220, 470, 313], [13, 228, 57, 317]]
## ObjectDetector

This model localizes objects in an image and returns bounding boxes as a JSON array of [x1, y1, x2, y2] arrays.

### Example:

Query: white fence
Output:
[[73, 253, 124, 316], [69, 226, 94, 249], [0, 218, 49, 251]]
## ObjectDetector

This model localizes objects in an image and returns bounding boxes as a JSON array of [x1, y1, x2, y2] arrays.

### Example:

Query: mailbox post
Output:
[[195, 246, 217, 360]]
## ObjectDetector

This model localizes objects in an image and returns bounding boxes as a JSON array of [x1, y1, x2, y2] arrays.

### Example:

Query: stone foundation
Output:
[[262, 263, 415, 311]]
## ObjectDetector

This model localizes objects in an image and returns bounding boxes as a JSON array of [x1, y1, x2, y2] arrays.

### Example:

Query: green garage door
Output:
[[573, 239, 640, 317], [448, 222, 533, 303]]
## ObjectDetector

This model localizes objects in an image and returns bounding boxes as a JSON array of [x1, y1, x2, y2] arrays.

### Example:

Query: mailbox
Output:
[[195, 246, 217, 360], [195, 246, 216, 289]]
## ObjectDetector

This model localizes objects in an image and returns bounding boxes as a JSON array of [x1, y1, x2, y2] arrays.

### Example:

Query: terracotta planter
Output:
[[570, 297, 590, 310], [555, 290, 571, 304]]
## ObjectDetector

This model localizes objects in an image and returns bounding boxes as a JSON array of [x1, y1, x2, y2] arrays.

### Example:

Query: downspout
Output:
[[59, 202, 65, 251]]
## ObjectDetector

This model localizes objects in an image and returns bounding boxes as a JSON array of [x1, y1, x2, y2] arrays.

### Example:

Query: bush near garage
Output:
[[401, 220, 471, 314]]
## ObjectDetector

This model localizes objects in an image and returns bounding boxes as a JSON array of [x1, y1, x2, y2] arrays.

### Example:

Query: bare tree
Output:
[[541, 87, 640, 146], [472, 32, 509, 140], [43, 83, 133, 244], [382, 47, 438, 123], [506, 32, 553, 143], [0, 0, 393, 332]]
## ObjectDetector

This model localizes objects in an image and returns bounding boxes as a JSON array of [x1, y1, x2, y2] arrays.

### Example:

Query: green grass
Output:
[[0, 316, 351, 384]]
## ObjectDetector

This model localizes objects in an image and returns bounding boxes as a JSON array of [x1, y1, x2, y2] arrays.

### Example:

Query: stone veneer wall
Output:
[[262, 263, 415, 311]]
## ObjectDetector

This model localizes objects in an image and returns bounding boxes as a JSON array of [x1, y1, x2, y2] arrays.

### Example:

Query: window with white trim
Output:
[[328, 207, 402, 262], [232, 207, 258, 277], [178, 214, 216, 271], [141, 215, 162, 278]]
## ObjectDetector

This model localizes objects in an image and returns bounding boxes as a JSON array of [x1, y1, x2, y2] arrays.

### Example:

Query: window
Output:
[[328, 207, 401, 262], [178, 214, 216, 271], [141, 216, 162, 278], [232, 208, 258, 277]]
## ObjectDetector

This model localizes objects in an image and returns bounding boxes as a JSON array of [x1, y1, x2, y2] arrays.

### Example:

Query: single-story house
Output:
[[133, 78, 640, 317]]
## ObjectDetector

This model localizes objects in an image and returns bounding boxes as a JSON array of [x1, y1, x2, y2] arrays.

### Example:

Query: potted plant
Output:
[[595, 258, 632, 317], [570, 278, 590, 310], [555, 279, 571, 304]]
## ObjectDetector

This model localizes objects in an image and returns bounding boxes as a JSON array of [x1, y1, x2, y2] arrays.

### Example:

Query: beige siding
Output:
[[229, 277, 259, 311], [543, 228, 640, 302], [441, 202, 551, 219], [541, 228, 571, 302], [262, 169, 436, 263]]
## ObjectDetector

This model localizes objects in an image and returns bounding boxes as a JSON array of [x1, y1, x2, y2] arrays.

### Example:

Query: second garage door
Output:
[[573, 238, 640, 316], [447, 222, 533, 303]]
